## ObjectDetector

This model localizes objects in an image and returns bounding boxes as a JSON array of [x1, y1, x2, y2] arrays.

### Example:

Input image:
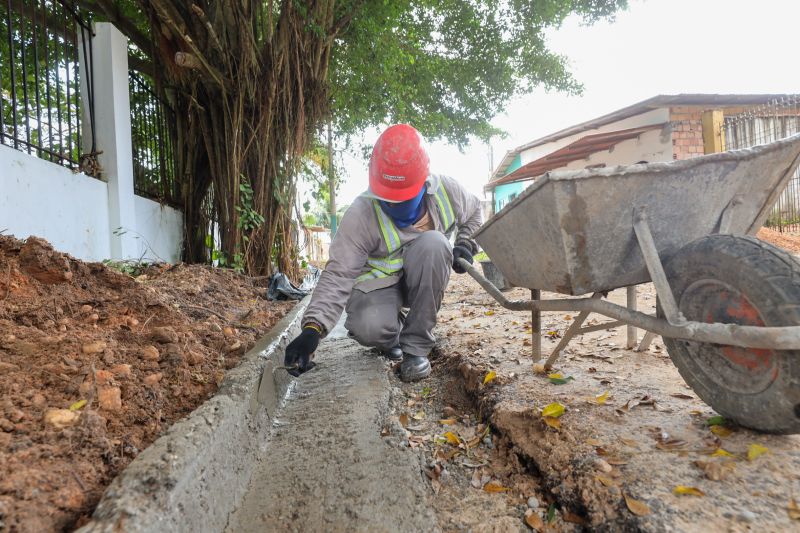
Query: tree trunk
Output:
[[123, 0, 340, 277]]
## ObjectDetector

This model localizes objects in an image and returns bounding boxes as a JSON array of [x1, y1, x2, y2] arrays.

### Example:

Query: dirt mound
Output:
[[0, 235, 295, 532]]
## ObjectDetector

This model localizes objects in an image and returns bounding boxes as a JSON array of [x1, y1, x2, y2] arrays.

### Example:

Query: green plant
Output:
[[103, 260, 149, 277], [474, 251, 490, 262]]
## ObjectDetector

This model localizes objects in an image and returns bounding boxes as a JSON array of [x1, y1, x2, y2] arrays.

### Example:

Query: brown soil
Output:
[[0, 236, 295, 532], [436, 274, 800, 532], [757, 227, 800, 254]]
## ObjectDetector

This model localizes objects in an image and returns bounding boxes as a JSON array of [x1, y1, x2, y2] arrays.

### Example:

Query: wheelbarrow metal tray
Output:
[[475, 134, 800, 296]]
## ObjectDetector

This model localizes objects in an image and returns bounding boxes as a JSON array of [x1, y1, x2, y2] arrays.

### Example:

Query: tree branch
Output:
[[328, 0, 366, 41], [77, 0, 152, 53], [128, 54, 154, 78]]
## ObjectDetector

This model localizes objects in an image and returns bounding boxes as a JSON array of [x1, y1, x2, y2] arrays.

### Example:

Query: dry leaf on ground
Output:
[[543, 416, 561, 429], [442, 431, 461, 445], [747, 444, 769, 461], [624, 494, 651, 516], [524, 509, 544, 530], [673, 486, 705, 496], [483, 480, 510, 493], [541, 402, 565, 418], [788, 499, 800, 520], [483, 370, 497, 385]]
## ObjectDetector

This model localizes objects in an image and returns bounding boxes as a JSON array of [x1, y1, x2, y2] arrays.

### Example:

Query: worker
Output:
[[283, 124, 483, 381]]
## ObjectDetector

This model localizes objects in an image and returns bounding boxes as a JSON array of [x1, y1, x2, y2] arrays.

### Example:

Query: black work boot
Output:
[[382, 346, 403, 362], [400, 354, 431, 382]]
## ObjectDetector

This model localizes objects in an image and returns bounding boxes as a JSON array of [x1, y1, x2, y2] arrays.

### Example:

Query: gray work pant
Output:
[[344, 231, 452, 357]]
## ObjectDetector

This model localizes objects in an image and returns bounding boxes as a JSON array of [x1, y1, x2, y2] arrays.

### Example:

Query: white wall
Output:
[[0, 144, 112, 260], [133, 196, 183, 263], [519, 108, 673, 166], [0, 144, 183, 263]]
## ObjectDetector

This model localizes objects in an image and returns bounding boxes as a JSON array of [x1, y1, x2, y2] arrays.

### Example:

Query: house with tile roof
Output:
[[486, 94, 800, 215]]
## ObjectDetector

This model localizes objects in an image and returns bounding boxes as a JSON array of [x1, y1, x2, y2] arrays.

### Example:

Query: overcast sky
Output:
[[328, 0, 800, 207]]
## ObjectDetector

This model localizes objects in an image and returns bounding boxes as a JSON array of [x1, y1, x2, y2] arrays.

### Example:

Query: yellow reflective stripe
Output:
[[372, 201, 401, 252], [435, 185, 455, 230], [357, 269, 392, 281]]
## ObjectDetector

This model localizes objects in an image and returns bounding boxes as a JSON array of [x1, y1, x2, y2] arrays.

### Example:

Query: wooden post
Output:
[[702, 109, 725, 154]]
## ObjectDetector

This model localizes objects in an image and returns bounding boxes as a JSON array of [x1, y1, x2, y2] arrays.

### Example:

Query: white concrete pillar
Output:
[[80, 22, 138, 260]]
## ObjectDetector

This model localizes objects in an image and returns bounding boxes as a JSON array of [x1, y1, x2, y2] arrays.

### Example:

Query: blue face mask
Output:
[[380, 186, 427, 228]]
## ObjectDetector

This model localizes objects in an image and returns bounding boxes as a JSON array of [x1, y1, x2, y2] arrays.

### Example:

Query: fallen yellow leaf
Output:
[[710, 425, 733, 438], [673, 486, 705, 496], [69, 399, 87, 411], [541, 402, 566, 418], [484, 310, 495, 316], [595, 391, 609, 405], [438, 418, 457, 425], [747, 444, 769, 461], [543, 416, 561, 429], [411, 410, 425, 421], [483, 480, 510, 493], [788, 499, 800, 520], [443, 431, 461, 445], [595, 475, 618, 487], [483, 370, 497, 385], [711, 448, 734, 458], [624, 494, 651, 516], [524, 510, 544, 530]]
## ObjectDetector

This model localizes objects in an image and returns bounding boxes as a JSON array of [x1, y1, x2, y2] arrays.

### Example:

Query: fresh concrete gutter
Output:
[[78, 297, 309, 533]]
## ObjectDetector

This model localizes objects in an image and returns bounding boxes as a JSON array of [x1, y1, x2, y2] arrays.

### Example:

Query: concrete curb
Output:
[[78, 297, 310, 533]]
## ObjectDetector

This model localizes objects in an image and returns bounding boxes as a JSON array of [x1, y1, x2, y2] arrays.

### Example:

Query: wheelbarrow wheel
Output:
[[660, 234, 800, 434]]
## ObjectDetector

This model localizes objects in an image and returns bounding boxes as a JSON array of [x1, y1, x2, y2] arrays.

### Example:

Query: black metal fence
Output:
[[723, 95, 800, 232], [0, 0, 96, 174], [129, 70, 179, 206]]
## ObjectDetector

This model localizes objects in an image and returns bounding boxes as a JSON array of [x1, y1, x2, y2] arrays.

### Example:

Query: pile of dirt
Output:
[[756, 227, 800, 254], [0, 236, 295, 532]]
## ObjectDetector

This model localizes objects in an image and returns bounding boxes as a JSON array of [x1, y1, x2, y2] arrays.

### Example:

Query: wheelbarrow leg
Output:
[[626, 286, 638, 349], [636, 330, 658, 352], [544, 292, 603, 369], [531, 290, 541, 361]]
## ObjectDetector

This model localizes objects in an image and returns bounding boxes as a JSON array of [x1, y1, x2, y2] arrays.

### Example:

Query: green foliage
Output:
[[1, 4, 84, 163], [102, 259, 148, 277], [331, 0, 628, 146]]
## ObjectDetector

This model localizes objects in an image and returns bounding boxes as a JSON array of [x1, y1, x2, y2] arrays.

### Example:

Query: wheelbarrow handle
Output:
[[455, 257, 800, 350]]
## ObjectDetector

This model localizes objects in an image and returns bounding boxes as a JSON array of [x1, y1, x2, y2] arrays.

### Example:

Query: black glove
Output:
[[284, 325, 320, 377], [452, 244, 473, 274]]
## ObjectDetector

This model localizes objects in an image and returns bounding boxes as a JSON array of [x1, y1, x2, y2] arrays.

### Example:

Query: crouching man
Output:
[[284, 124, 482, 381]]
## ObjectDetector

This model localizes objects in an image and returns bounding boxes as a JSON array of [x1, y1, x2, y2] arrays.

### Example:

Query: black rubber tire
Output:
[[660, 234, 800, 434]]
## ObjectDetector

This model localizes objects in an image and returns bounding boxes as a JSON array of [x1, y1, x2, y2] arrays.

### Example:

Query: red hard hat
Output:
[[368, 124, 430, 202]]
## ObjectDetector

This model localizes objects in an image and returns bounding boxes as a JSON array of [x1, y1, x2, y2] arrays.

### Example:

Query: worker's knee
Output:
[[345, 312, 400, 349], [407, 230, 452, 262]]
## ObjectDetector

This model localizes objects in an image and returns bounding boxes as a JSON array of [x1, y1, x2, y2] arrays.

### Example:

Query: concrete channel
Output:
[[78, 306, 437, 533]]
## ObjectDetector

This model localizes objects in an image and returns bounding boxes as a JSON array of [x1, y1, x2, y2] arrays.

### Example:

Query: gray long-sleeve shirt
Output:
[[303, 174, 482, 334]]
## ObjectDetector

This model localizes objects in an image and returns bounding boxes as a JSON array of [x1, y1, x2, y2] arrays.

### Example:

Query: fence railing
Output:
[[129, 70, 179, 206], [0, 0, 96, 174], [723, 95, 800, 233]]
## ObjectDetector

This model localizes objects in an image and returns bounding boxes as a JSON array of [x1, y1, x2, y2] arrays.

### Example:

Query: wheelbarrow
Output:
[[458, 133, 800, 434]]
